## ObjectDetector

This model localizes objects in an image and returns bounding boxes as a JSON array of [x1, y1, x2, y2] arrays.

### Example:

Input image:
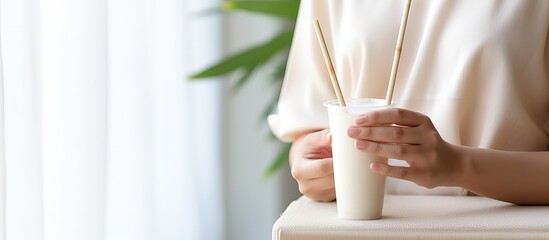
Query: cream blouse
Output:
[[269, 0, 549, 195]]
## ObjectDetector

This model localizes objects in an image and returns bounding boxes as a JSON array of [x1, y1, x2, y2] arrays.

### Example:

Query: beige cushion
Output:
[[273, 195, 549, 240]]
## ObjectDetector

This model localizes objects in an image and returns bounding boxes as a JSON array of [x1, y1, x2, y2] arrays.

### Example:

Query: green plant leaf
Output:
[[267, 130, 280, 141], [271, 58, 287, 84], [258, 59, 287, 121], [189, 1, 300, 179], [231, 62, 259, 92], [222, 0, 300, 20], [263, 143, 291, 179], [259, 93, 278, 125], [190, 30, 293, 80], [259, 81, 283, 124]]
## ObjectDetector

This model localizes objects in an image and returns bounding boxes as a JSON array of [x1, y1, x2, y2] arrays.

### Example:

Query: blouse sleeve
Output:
[[268, 0, 337, 142]]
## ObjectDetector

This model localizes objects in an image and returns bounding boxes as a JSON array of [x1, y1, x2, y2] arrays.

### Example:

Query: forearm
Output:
[[455, 145, 549, 205]]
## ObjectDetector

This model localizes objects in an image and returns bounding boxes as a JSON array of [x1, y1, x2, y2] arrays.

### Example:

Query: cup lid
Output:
[[324, 98, 388, 110]]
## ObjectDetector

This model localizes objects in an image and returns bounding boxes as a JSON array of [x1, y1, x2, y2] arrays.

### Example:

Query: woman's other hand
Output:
[[290, 129, 335, 202]]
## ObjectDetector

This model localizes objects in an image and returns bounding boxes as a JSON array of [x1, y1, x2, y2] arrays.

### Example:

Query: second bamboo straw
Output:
[[385, 0, 412, 105]]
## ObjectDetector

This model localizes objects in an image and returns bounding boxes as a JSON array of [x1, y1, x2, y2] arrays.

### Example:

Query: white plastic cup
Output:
[[325, 98, 388, 220]]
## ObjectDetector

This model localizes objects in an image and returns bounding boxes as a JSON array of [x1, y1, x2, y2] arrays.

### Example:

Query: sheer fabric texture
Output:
[[0, 0, 223, 239]]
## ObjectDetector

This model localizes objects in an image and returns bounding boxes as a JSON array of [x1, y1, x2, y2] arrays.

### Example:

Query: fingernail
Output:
[[355, 140, 368, 149], [355, 115, 368, 125], [347, 127, 360, 137], [407, 161, 416, 167], [325, 131, 332, 142], [370, 162, 382, 171]]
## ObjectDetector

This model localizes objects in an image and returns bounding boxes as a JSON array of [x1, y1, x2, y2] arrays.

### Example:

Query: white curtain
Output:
[[0, 0, 223, 239]]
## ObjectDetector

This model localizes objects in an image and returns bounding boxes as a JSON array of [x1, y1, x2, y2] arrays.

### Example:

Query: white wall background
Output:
[[222, 11, 301, 240]]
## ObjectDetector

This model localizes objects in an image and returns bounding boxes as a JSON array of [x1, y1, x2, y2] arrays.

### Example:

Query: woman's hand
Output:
[[289, 129, 335, 202], [347, 108, 464, 189]]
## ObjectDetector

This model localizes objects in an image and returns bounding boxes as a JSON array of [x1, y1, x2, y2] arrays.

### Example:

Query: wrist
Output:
[[448, 144, 473, 188]]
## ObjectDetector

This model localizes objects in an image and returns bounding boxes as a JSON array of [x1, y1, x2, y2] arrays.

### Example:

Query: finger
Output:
[[355, 108, 429, 127], [291, 157, 333, 180], [302, 130, 333, 159], [302, 174, 335, 192], [347, 125, 422, 144], [307, 188, 336, 202], [303, 146, 332, 159], [355, 140, 423, 161], [370, 162, 416, 182]]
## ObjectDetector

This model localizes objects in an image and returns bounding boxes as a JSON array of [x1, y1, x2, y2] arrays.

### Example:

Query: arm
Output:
[[347, 107, 549, 205], [457, 147, 549, 205]]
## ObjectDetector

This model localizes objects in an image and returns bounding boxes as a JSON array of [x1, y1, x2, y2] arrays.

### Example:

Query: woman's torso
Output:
[[274, 0, 549, 195]]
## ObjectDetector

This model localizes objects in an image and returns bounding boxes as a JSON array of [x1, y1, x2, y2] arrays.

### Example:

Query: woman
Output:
[[269, 0, 549, 205]]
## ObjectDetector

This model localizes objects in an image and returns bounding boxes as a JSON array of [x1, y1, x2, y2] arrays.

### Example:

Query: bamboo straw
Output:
[[385, 0, 412, 105], [313, 20, 346, 107]]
